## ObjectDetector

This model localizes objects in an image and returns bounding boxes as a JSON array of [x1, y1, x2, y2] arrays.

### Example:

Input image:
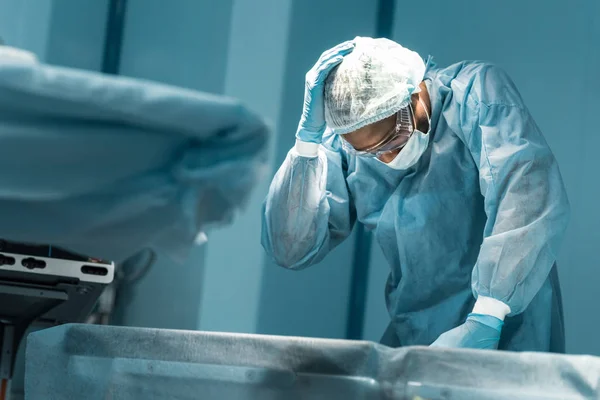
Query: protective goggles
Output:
[[341, 105, 415, 158]]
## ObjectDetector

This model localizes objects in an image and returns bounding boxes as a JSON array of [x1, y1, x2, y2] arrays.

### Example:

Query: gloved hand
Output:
[[296, 40, 355, 144], [430, 313, 504, 350]]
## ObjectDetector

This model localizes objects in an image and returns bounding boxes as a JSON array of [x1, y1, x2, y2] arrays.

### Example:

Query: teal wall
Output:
[[112, 0, 235, 330], [0, 0, 53, 59]]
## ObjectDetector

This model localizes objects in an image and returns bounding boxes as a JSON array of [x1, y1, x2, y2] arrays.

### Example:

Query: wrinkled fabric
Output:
[[324, 37, 425, 135], [262, 61, 569, 351], [25, 324, 600, 400], [0, 56, 269, 262]]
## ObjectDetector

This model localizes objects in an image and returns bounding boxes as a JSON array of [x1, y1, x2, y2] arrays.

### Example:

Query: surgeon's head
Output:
[[338, 87, 431, 163], [324, 37, 429, 163]]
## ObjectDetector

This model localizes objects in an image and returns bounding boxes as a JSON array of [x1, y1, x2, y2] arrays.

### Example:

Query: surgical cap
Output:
[[324, 37, 426, 135]]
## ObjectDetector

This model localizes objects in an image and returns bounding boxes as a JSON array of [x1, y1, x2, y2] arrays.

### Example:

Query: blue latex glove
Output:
[[430, 313, 504, 350], [296, 40, 355, 144]]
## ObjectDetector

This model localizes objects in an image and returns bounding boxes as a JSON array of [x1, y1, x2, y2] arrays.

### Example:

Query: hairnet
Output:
[[324, 37, 426, 135]]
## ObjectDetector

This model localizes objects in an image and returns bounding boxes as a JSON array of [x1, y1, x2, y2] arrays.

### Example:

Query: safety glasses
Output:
[[341, 105, 416, 158]]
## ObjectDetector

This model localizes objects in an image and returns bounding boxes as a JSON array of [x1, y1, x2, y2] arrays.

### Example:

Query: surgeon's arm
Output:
[[465, 66, 570, 319], [261, 138, 356, 270], [432, 66, 569, 350]]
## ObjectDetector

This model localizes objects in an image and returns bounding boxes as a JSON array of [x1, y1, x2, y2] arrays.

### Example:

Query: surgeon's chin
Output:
[[378, 150, 401, 164]]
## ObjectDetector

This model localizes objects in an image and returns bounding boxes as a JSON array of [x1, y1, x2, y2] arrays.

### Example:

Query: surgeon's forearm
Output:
[[473, 156, 570, 316], [261, 146, 330, 270]]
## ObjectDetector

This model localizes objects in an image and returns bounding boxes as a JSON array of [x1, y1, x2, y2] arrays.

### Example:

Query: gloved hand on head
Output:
[[296, 40, 355, 146], [295, 37, 428, 159]]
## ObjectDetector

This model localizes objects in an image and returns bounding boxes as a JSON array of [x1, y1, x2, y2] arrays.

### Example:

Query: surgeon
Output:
[[261, 37, 570, 352]]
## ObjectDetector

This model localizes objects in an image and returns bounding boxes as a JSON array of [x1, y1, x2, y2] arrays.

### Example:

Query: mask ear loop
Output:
[[414, 97, 431, 135], [419, 97, 430, 121], [419, 55, 434, 134]]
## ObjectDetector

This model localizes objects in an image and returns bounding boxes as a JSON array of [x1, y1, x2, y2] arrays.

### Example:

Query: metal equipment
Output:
[[0, 239, 114, 399]]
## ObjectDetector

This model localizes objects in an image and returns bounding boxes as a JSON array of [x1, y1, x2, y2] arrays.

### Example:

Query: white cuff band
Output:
[[472, 296, 511, 320], [294, 139, 319, 158]]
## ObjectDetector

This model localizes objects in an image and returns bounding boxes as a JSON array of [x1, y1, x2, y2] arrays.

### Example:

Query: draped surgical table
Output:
[[25, 324, 600, 399]]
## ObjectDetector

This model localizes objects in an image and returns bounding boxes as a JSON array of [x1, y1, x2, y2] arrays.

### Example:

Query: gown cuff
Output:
[[472, 296, 511, 321], [294, 139, 319, 158]]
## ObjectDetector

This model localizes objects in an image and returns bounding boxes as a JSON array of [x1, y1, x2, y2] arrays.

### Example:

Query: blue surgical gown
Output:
[[262, 62, 570, 351]]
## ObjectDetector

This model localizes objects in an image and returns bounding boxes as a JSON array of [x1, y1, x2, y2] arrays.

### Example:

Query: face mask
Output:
[[380, 98, 430, 170]]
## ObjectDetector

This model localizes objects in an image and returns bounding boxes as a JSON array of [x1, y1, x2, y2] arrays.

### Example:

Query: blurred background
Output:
[[0, 0, 597, 356]]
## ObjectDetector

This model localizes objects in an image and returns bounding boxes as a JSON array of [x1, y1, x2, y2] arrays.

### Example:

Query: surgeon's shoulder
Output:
[[453, 61, 525, 108]]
